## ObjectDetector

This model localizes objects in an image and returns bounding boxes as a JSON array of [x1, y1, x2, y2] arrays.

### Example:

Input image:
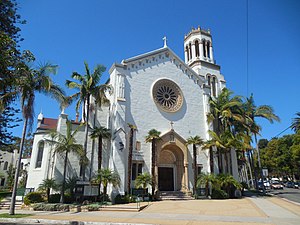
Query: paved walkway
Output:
[[0, 196, 300, 225]]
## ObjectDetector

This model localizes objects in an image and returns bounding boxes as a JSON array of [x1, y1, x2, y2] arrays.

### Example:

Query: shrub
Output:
[[24, 192, 44, 205], [211, 189, 228, 199], [48, 194, 60, 203], [32, 203, 70, 211], [114, 194, 136, 204]]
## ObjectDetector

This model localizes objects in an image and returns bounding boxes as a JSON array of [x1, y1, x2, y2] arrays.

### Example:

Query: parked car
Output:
[[271, 181, 284, 189], [293, 182, 299, 189], [286, 181, 294, 188]]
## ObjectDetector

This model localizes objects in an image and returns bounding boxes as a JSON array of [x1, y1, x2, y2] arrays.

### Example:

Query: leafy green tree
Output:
[[186, 136, 204, 194], [5, 164, 15, 190], [145, 129, 161, 196], [0, 106, 21, 151], [51, 120, 84, 203], [94, 168, 120, 200], [90, 126, 111, 172], [0, 61, 65, 215], [291, 112, 300, 133], [66, 62, 111, 180], [37, 178, 58, 203]]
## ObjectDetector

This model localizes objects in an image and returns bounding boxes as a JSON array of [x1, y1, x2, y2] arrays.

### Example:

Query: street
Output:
[[269, 187, 300, 204]]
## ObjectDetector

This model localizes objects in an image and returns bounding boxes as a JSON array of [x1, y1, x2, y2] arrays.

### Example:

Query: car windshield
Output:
[[272, 181, 280, 184]]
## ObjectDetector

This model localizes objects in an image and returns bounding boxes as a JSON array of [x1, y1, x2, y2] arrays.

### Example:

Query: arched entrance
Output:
[[158, 146, 185, 191]]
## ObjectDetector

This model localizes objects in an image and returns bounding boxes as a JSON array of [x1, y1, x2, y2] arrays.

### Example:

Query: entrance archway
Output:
[[158, 146, 185, 191]]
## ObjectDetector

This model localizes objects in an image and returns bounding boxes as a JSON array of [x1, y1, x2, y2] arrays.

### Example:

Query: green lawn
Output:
[[0, 213, 33, 218]]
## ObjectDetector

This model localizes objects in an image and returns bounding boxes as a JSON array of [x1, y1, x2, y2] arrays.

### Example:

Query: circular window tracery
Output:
[[152, 79, 183, 112]]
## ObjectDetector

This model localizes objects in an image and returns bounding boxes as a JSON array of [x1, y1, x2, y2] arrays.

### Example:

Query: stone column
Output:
[[184, 48, 188, 63], [184, 163, 189, 191], [191, 43, 196, 62], [209, 43, 214, 61], [199, 41, 203, 59]]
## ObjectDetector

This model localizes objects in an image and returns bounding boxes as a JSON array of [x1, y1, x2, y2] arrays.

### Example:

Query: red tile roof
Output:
[[39, 118, 58, 130]]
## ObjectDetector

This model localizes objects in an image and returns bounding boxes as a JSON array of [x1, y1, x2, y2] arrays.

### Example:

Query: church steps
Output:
[[159, 191, 194, 201]]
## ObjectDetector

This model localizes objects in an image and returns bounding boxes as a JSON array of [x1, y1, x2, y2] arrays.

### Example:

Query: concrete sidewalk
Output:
[[0, 196, 299, 225]]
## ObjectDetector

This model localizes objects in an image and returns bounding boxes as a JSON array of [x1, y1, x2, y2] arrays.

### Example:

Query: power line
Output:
[[273, 125, 292, 138], [246, 0, 249, 97]]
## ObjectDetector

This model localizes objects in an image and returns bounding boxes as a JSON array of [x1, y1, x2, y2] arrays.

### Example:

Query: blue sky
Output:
[[14, 0, 300, 141]]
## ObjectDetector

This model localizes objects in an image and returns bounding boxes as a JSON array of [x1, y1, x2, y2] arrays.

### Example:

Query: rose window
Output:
[[152, 79, 183, 112]]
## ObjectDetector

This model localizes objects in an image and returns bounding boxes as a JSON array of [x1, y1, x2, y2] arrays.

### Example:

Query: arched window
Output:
[[212, 76, 217, 97], [203, 40, 206, 57], [35, 141, 44, 168], [207, 75, 211, 86], [186, 45, 189, 61], [195, 40, 200, 57], [189, 43, 192, 59], [3, 161, 8, 170], [207, 41, 211, 59]]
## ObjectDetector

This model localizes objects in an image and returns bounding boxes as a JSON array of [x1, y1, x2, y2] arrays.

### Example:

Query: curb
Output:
[[0, 218, 156, 225]]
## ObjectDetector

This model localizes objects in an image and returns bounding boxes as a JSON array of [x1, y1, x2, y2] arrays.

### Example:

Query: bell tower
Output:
[[184, 26, 215, 73]]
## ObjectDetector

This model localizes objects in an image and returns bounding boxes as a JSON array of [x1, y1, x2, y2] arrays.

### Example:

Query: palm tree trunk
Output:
[[47, 188, 50, 203], [151, 139, 156, 196], [193, 144, 197, 195], [127, 128, 134, 194], [9, 118, 28, 215], [89, 102, 97, 180], [82, 95, 90, 181], [255, 134, 265, 194], [60, 151, 68, 203], [98, 136, 103, 171]]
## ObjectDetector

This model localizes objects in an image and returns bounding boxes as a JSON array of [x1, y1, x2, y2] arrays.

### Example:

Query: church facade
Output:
[[26, 27, 239, 197]]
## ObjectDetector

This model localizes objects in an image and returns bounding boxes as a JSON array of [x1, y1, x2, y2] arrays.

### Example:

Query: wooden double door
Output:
[[158, 167, 174, 191]]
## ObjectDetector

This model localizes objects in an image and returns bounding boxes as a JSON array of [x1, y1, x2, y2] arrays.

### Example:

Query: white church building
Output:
[[26, 27, 239, 198]]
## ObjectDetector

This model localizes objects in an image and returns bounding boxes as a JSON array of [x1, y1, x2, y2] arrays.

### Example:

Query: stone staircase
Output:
[[0, 197, 23, 210], [159, 191, 194, 200]]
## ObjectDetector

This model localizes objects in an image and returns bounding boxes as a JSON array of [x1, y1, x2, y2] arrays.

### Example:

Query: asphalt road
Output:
[[269, 187, 300, 204]]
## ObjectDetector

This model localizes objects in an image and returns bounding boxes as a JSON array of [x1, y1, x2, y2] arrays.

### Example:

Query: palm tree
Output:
[[38, 178, 58, 202], [243, 94, 280, 192], [196, 173, 217, 197], [207, 88, 243, 173], [135, 173, 152, 191], [127, 123, 137, 193], [52, 120, 84, 203], [291, 112, 300, 133], [204, 130, 250, 174], [90, 126, 111, 172], [145, 129, 161, 196], [0, 62, 65, 215], [66, 62, 111, 180], [95, 168, 120, 200], [217, 174, 241, 197], [186, 136, 204, 194]]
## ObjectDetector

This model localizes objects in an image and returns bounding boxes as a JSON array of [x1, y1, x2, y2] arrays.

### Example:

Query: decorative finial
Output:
[[170, 121, 174, 130], [163, 36, 167, 48]]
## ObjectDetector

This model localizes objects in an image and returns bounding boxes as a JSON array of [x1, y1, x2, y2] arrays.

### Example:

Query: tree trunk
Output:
[[151, 139, 156, 196], [60, 151, 68, 203], [127, 128, 134, 194], [193, 144, 197, 194], [98, 136, 102, 171], [89, 102, 97, 181], [47, 188, 50, 202], [82, 95, 90, 181], [209, 147, 214, 173], [9, 118, 28, 215]]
